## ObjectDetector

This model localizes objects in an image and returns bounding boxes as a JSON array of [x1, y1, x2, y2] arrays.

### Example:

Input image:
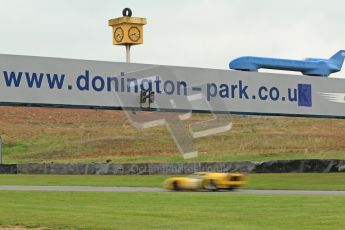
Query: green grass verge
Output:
[[0, 174, 167, 187], [1, 173, 345, 191], [0, 191, 344, 230], [248, 173, 345, 191]]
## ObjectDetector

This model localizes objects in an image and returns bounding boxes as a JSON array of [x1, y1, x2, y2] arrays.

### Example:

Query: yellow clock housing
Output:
[[108, 14, 147, 45]]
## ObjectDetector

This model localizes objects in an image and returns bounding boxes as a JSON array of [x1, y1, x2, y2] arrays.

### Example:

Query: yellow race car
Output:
[[163, 172, 246, 191]]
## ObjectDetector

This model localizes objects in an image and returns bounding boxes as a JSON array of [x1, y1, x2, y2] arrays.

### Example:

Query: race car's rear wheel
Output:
[[204, 179, 217, 191], [172, 181, 181, 191]]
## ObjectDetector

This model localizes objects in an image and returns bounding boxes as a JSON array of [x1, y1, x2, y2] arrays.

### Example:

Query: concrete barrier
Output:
[[255, 159, 345, 173], [14, 161, 256, 175], [0, 164, 17, 174], [1, 159, 345, 175]]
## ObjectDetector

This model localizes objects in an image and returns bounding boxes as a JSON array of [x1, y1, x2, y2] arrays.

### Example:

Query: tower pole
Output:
[[126, 44, 131, 63]]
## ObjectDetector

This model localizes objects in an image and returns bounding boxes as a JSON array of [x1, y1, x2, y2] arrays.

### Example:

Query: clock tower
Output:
[[108, 8, 147, 62]]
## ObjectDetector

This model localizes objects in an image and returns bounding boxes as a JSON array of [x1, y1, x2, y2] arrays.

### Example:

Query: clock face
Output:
[[114, 27, 124, 42], [128, 26, 141, 42]]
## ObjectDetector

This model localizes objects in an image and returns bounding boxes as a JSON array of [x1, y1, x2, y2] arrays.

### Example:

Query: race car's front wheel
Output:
[[203, 180, 218, 191]]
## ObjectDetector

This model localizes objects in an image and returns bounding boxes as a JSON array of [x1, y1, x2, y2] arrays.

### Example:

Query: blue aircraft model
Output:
[[229, 50, 345, 77]]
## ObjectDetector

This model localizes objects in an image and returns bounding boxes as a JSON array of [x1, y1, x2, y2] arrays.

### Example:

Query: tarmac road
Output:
[[1, 185, 345, 195]]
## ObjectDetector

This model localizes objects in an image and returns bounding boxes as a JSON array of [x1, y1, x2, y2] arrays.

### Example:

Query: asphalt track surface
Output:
[[1, 186, 345, 195]]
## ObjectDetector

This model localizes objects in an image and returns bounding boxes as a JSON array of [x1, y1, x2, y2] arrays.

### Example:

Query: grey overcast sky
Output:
[[0, 0, 344, 77]]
